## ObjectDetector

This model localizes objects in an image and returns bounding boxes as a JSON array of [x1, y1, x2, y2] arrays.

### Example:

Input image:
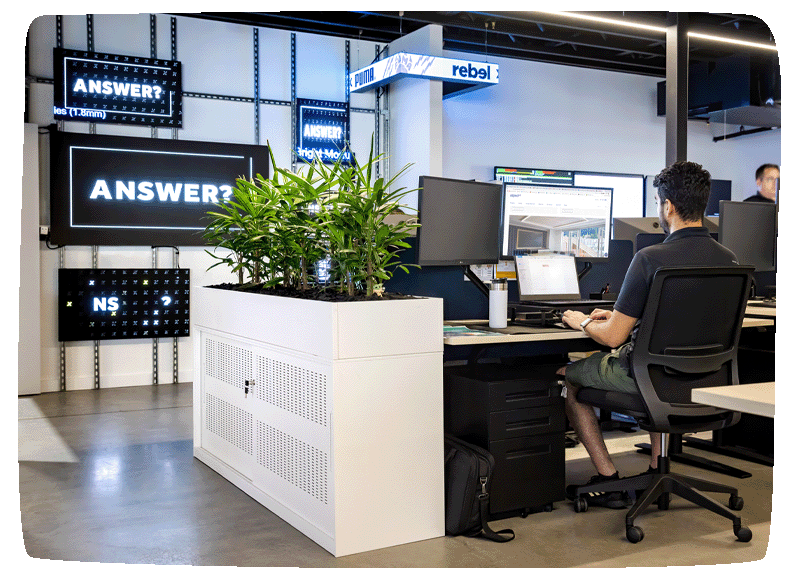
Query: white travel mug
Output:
[[489, 279, 508, 329]]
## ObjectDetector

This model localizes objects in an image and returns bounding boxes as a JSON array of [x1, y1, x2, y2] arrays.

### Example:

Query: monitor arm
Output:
[[463, 265, 490, 298]]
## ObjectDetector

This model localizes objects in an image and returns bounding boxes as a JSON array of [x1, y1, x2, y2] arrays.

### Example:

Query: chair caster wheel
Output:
[[735, 525, 752, 542], [729, 495, 744, 511], [574, 497, 588, 513], [626, 526, 644, 543]]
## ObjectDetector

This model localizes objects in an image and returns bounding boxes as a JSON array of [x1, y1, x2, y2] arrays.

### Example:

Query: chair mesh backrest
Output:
[[630, 267, 753, 431]]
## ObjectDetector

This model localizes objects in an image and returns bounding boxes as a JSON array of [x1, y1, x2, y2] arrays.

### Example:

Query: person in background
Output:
[[744, 164, 779, 203]]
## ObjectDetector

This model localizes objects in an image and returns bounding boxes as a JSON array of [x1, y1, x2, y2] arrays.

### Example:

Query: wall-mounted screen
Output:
[[500, 183, 613, 261], [58, 268, 190, 342], [295, 98, 351, 164], [49, 130, 270, 246], [494, 166, 573, 186], [53, 48, 182, 127], [417, 176, 502, 266]]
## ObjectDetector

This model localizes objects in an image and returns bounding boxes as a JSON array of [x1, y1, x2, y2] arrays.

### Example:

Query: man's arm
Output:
[[561, 309, 638, 348]]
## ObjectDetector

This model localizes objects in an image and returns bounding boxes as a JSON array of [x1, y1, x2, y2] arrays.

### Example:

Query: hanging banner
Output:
[[295, 98, 351, 164], [53, 47, 182, 127], [349, 52, 499, 99]]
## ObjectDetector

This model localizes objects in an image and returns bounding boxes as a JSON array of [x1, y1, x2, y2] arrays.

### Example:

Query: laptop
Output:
[[514, 253, 615, 309]]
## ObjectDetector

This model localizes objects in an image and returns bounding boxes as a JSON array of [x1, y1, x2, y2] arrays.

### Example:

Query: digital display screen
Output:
[[494, 166, 574, 186], [295, 98, 351, 164], [49, 130, 270, 246], [53, 48, 182, 127], [58, 268, 190, 342], [500, 183, 613, 261]]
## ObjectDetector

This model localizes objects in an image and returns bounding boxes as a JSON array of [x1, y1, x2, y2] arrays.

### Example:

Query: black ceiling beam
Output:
[[172, 11, 778, 79], [448, 41, 665, 77]]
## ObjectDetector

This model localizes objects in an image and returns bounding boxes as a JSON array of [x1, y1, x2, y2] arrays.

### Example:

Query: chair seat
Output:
[[575, 387, 648, 417]]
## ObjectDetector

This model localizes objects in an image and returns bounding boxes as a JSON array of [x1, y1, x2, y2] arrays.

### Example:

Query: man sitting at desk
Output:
[[558, 160, 739, 509]]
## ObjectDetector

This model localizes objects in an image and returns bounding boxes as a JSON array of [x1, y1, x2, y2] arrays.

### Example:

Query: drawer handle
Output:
[[505, 390, 548, 403], [506, 445, 551, 459], [506, 417, 549, 430]]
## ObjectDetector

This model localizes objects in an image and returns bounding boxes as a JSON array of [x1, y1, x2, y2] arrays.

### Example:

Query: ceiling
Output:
[[178, 11, 778, 79]]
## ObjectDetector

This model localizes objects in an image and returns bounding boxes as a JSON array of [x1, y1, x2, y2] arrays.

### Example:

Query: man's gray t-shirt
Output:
[[614, 227, 739, 373]]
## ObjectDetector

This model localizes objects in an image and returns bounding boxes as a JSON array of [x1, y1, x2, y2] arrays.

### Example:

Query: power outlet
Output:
[[39, 225, 49, 240]]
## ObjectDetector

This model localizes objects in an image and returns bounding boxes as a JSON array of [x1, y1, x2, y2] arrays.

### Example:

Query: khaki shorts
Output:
[[564, 351, 638, 395]]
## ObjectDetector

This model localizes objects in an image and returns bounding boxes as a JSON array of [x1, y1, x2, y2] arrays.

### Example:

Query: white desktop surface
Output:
[[691, 382, 775, 418], [444, 317, 772, 346]]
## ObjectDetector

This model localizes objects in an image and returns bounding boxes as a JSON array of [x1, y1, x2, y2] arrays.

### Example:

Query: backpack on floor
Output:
[[444, 434, 515, 542]]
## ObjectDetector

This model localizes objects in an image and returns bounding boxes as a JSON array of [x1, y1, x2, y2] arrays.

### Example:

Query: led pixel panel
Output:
[[53, 48, 182, 127], [58, 268, 190, 342]]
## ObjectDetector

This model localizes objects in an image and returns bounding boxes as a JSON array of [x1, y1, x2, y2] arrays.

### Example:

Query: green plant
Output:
[[203, 138, 419, 297]]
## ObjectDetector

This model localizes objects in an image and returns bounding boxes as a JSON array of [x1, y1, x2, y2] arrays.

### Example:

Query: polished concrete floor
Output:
[[18, 383, 775, 568]]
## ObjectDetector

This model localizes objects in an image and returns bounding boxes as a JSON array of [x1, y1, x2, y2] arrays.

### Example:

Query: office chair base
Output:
[[624, 473, 751, 543], [574, 471, 750, 543]]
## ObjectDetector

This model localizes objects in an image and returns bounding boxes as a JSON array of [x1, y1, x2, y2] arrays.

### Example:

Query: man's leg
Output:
[[563, 377, 617, 476]]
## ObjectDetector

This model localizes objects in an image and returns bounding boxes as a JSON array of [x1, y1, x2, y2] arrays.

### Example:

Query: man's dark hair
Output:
[[755, 163, 779, 180], [652, 161, 710, 222]]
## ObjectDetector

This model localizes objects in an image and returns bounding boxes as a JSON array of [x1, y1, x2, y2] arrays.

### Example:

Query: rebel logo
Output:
[[452, 63, 492, 81]]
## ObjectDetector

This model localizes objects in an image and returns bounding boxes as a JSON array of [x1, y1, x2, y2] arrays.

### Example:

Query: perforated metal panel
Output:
[[205, 392, 253, 455], [255, 355, 328, 427], [257, 420, 329, 505], [205, 338, 253, 389]]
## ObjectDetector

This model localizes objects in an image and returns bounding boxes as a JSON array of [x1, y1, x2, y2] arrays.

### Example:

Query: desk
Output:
[[444, 318, 776, 498], [692, 382, 775, 418], [746, 301, 777, 319], [445, 317, 772, 346]]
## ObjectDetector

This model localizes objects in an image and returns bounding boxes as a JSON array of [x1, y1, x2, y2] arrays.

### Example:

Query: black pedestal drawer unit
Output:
[[444, 363, 565, 519]]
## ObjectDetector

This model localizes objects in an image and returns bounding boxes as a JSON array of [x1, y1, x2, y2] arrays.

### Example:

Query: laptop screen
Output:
[[515, 254, 581, 301]]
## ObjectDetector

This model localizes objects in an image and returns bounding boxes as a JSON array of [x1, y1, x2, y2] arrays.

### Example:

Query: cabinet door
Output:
[[199, 333, 256, 479]]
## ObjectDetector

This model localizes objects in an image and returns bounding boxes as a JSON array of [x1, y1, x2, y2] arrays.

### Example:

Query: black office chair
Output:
[[570, 266, 755, 543]]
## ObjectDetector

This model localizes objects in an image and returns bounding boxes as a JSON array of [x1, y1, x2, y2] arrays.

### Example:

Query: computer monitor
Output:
[[417, 176, 503, 266], [500, 182, 613, 261], [706, 179, 732, 216], [494, 166, 574, 186], [574, 172, 645, 221], [719, 201, 777, 272]]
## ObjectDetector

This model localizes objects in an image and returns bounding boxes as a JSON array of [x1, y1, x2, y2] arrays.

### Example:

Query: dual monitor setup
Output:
[[416, 166, 777, 309]]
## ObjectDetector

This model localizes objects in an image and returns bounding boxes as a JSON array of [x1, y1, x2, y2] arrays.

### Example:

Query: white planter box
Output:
[[193, 286, 444, 557]]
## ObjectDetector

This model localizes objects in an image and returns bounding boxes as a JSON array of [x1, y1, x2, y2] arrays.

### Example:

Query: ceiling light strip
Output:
[[534, 11, 778, 51]]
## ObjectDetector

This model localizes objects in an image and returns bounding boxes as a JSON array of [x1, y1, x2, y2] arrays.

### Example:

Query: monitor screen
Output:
[[417, 176, 502, 266], [515, 254, 581, 300], [706, 179, 732, 216], [494, 166, 574, 186], [719, 201, 777, 272], [573, 172, 644, 220], [500, 183, 613, 261]]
